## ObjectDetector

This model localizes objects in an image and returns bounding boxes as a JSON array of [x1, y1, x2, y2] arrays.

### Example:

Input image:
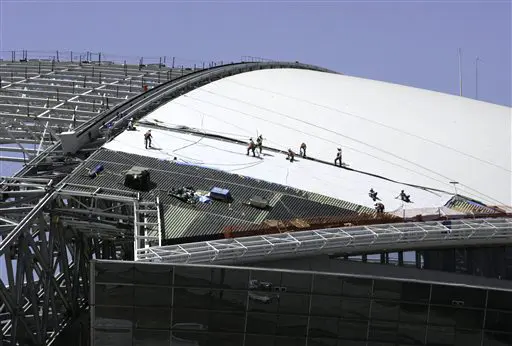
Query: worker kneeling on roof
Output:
[[286, 149, 295, 162]]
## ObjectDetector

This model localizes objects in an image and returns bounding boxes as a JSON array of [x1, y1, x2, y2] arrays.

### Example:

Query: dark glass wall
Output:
[[91, 260, 512, 346], [422, 246, 512, 280]]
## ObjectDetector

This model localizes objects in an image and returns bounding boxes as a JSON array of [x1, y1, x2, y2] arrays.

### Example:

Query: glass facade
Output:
[[422, 246, 512, 280], [91, 260, 512, 346]]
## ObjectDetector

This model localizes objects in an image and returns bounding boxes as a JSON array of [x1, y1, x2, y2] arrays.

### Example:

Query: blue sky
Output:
[[0, 0, 510, 107]]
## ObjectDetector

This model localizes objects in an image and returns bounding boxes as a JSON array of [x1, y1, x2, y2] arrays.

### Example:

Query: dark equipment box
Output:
[[249, 196, 269, 209], [124, 166, 150, 191]]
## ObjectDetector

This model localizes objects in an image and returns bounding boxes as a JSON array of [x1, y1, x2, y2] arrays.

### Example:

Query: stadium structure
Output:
[[1, 50, 512, 346]]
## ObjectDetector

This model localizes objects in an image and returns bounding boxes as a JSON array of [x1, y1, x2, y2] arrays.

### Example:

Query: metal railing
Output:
[[136, 217, 512, 264], [0, 49, 226, 70]]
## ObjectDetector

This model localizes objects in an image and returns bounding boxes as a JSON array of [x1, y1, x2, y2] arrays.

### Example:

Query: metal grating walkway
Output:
[[137, 217, 512, 264]]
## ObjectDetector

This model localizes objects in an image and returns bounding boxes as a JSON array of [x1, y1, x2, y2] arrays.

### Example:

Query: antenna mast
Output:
[[458, 48, 463, 96]]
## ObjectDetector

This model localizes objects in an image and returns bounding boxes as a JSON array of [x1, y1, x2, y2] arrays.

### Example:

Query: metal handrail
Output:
[[136, 218, 512, 264]]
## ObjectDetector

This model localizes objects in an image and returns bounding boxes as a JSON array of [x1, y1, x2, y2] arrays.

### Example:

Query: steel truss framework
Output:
[[0, 59, 335, 345], [0, 51, 200, 163], [137, 218, 512, 265]]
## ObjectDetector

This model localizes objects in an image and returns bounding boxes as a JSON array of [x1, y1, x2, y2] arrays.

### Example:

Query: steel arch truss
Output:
[[137, 218, 512, 264]]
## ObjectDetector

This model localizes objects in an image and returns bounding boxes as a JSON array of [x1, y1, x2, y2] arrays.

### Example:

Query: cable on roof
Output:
[[220, 78, 512, 173], [181, 91, 507, 206]]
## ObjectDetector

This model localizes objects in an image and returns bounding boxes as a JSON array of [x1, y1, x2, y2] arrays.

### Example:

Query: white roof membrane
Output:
[[105, 126, 451, 212], [105, 68, 512, 210]]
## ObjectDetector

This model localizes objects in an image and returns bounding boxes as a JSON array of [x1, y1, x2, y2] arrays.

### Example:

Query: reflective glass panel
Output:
[[399, 303, 428, 324], [308, 337, 338, 346], [278, 293, 310, 315], [95, 284, 133, 307], [248, 270, 282, 292], [338, 319, 368, 341], [487, 290, 512, 311], [373, 280, 401, 300], [400, 282, 430, 304], [455, 329, 482, 346], [368, 320, 397, 343], [134, 285, 172, 308], [426, 325, 455, 346], [248, 290, 280, 313], [94, 329, 132, 346], [310, 295, 342, 317], [397, 323, 426, 345], [94, 306, 133, 326], [206, 333, 244, 346], [482, 331, 512, 346], [207, 311, 245, 333], [485, 310, 512, 333], [133, 328, 170, 346], [133, 263, 172, 285], [209, 289, 247, 311], [171, 330, 208, 345], [274, 336, 307, 346], [370, 300, 400, 322], [171, 308, 209, 330], [133, 307, 171, 329], [276, 314, 308, 337], [95, 262, 133, 284], [210, 268, 249, 290], [246, 312, 277, 334], [308, 316, 339, 339], [244, 334, 275, 346], [429, 306, 484, 329], [173, 288, 212, 310], [313, 274, 343, 296], [341, 298, 370, 320], [173, 266, 212, 287], [430, 285, 486, 309], [342, 278, 372, 298], [281, 272, 312, 294]]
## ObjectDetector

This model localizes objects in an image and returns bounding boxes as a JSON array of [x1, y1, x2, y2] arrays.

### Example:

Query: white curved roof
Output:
[[105, 68, 512, 212]]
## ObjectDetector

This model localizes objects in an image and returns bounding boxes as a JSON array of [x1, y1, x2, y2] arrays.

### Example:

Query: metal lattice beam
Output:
[[0, 56, 194, 163], [136, 218, 512, 264]]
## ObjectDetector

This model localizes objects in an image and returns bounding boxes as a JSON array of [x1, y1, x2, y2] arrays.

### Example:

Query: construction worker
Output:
[[397, 190, 411, 203], [246, 138, 256, 157], [334, 148, 342, 166], [286, 148, 296, 162], [369, 188, 380, 202], [144, 130, 152, 149], [300, 142, 307, 157], [256, 135, 263, 154], [127, 118, 135, 131], [375, 202, 385, 214]]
